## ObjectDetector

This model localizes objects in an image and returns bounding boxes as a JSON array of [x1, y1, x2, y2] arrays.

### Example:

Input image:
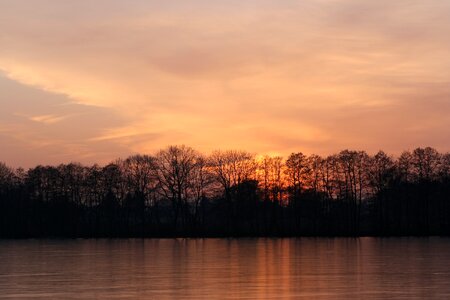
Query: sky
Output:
[[1, 0, 450, 167]]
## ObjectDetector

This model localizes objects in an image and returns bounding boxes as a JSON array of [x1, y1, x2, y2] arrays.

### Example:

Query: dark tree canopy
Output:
[[0, 146, 449, 237]]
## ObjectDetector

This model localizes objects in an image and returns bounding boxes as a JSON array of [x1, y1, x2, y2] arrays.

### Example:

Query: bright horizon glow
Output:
[[1, 0, 450, 168]]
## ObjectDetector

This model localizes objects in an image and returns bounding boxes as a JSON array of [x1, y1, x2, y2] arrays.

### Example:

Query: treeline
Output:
[[0, 146, 449, 237]]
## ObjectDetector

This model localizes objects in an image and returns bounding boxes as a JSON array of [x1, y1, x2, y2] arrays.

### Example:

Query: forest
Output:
[[0, 146, 449, 237]]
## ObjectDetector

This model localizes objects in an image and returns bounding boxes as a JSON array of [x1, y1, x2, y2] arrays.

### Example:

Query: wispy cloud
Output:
[[29, 114, 67, 124], [0, 0, 449, 166]]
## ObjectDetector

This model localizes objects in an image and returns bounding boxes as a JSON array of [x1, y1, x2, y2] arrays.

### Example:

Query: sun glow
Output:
[[1, 1, 449, 167]]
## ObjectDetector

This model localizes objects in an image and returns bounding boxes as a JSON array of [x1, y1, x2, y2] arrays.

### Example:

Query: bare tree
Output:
[[189, 155, 214, 228], [337, 150, 370, 234], [285, 152, 309, 198], [285, 152, 309, 232], [122, 155, 158, 233], [0, 162, 14, 190], [123, 155, 158, 204], [209, 150, 256, 230], [156, 145, 198, 230], [411, 147, 441, 182]]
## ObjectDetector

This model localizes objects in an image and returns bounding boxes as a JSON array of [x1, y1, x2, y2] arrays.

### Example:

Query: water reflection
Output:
[[0, 238, 449, 299]]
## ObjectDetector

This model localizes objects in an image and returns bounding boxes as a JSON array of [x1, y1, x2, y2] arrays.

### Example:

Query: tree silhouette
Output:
[[0, 146, 449, 237]]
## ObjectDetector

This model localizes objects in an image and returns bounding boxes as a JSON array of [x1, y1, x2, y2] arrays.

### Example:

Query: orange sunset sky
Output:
[[1, 0, 450, 167]]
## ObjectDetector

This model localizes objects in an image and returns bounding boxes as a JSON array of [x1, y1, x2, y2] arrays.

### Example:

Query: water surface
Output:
[[0, 238, 449, 299]]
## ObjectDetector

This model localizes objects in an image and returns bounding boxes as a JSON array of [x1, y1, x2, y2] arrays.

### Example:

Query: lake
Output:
[[0, 238, 449, 299]]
